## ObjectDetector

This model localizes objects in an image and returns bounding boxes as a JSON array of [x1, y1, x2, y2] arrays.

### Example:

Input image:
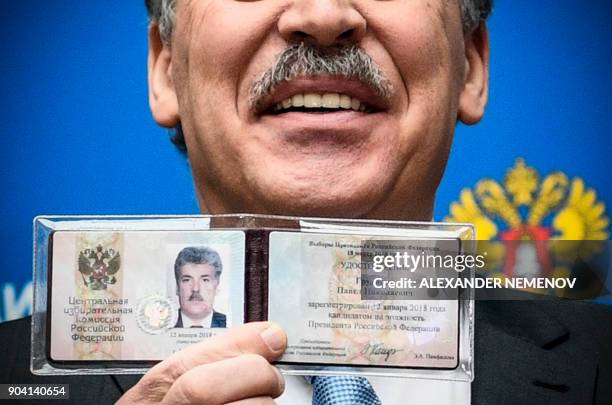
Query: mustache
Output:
[[250, 42, 392, 109], [188, 292, 204, 301]]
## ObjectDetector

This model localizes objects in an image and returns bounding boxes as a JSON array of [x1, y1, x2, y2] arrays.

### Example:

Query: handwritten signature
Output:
[[360, 343, 404, 362]]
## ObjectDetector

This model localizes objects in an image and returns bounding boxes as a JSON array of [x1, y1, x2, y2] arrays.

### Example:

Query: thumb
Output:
[[157, 322, 287, 381]]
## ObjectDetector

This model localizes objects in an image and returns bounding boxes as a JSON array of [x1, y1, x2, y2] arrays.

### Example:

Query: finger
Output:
[[164, 322, 286, 379], [162, 354, 285, 405], [225, 396, 276, 405], [122, 322, 286, 403]]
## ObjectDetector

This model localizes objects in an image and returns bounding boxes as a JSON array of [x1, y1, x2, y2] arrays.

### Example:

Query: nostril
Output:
[[293, 31, 310, 42], [339, 28, 355, 41], [290, 28, 357, 47]]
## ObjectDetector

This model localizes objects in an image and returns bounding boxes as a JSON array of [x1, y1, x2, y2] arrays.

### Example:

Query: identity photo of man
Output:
[[172, 246, 227, 329]]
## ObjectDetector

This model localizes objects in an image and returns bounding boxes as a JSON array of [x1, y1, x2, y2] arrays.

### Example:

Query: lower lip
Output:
[[259, 110, 386, 139]]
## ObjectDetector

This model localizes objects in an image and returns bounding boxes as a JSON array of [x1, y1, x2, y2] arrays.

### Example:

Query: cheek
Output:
[[367, 2, 464, 161], [368, 2, 464, 104], [173, 1, 285, 166], [176, 1, 282, 109], [203, 281, 218, 294]]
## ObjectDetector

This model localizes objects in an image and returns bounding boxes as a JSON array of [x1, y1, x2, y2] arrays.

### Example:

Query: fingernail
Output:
[[260, 323, 286, 352]]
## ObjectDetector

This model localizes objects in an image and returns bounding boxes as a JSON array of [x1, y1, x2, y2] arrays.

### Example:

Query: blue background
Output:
[[1, 1, 611, 321]]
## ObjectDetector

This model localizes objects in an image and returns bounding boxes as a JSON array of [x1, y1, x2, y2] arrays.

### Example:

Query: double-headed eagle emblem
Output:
[[446, 158, 609, 297], [446, 158, 609, 242], [78, 245, 121, 290]]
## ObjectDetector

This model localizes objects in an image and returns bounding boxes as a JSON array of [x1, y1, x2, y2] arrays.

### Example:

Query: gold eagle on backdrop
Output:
[[445, 158, 609, 294]]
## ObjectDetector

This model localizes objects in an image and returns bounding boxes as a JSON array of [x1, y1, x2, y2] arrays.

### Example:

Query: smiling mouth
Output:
[[268, 93, 374, 114], [254, 76, 388, 117]]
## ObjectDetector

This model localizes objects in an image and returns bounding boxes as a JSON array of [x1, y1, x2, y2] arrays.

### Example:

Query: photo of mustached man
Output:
[[173, 246, 226, 328]]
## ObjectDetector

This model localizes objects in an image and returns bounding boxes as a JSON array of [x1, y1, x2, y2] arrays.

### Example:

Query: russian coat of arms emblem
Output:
[[77, 244, 121, 290], [446, 158, 609, 295]]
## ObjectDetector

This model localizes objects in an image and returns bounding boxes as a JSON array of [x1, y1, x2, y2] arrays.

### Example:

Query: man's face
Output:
[[149, 0, 488, 220], [177, 263, 219, 320]]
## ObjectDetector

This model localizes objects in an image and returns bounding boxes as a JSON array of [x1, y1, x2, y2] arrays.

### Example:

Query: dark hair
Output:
[[174, 246, 223, 284]]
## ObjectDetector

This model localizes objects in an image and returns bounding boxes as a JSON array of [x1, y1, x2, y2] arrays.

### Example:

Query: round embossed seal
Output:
[[136, 295, 178, 334]]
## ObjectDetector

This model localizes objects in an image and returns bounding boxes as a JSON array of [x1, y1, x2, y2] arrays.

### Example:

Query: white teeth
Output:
[[322, 93, 340, 108], [304, 93, 322, 108], [340, 95, 352, 109], [292, 94, 304, 107], [273, 93, 367, 112]]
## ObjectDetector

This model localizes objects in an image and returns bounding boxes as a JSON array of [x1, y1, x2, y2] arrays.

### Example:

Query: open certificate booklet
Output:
[[32, 215, 474, 382]]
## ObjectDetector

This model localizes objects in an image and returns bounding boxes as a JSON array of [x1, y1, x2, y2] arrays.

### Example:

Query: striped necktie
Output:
[[308, 376, 382, 405]]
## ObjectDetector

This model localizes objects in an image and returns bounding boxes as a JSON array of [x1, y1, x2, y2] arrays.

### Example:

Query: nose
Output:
[[278, 0, 367, 47]]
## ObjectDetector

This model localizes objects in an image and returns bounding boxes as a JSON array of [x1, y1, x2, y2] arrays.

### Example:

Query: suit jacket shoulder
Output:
[[174, 310, 226, 328], [212, 311, 226, 328], [0, 316, 140, 404], [473, 299, 612, 404]]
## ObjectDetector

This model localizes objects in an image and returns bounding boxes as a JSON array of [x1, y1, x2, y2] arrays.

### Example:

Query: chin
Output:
[[252, 167, 391, 218]]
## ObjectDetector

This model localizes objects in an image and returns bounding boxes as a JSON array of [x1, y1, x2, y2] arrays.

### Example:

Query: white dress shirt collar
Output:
[[181, 310, 213, 328]]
